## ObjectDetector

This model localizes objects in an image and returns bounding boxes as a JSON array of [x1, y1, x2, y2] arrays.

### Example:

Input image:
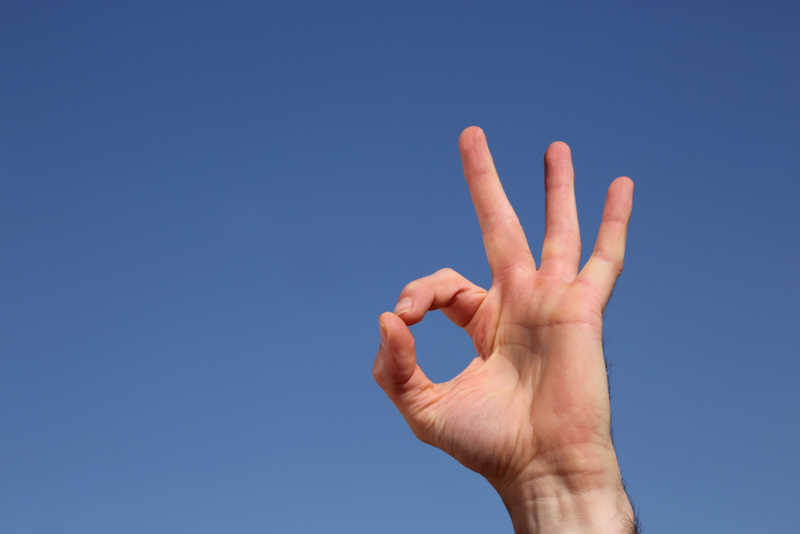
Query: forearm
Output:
[[495, 459, 637, 534], [505, 487, 635, 534]]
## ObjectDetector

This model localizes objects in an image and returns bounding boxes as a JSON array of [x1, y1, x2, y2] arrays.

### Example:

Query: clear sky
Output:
[[2, 2, 799, 533]]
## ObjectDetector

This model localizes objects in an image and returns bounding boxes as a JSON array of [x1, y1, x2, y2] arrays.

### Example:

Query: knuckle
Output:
[[436, 267, 458, 278], [480, 211, 515, 235]]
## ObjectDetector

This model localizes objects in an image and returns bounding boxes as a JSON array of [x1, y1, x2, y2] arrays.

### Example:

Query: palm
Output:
[[374, 127, 633, 492]]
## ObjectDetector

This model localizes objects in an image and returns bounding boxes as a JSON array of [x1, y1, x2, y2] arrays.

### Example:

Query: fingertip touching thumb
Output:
[[373, 312, 417, 389]]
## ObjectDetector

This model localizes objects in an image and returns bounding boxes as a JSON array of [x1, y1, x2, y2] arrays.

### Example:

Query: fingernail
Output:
[[379, 316, 387, 345], [394, 298, 412, 315]]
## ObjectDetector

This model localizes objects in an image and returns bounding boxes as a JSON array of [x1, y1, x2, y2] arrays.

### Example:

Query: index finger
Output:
[[459, 127, 536, 278]]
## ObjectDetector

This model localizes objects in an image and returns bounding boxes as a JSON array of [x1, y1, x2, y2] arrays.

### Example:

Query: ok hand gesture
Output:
[[374, 127, 637, 534]]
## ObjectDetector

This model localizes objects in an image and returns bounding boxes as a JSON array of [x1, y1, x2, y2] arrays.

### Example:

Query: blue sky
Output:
[[1, 1, 799, 532]]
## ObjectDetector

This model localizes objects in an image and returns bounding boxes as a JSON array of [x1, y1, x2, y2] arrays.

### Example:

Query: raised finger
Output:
[[539, 142, 581, 279], [393, 268, 487, 328], [459, 127, 536, 278], [578, 176, 634, 304]]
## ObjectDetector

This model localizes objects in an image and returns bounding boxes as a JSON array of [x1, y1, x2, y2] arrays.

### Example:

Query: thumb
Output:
[[373, 312, 437, 441]]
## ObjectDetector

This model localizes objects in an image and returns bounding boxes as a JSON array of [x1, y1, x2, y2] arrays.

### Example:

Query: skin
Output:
[[373, 127, 636, 533]]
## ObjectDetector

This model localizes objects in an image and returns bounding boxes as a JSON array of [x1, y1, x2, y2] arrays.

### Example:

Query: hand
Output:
[[373, 127, 636, 533]]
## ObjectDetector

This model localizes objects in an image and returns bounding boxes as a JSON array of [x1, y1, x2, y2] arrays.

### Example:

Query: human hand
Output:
[[373, 127, 636, 533]]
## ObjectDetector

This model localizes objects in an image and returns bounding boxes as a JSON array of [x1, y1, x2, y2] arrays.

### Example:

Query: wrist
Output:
[[494, 459, 636, 534]]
